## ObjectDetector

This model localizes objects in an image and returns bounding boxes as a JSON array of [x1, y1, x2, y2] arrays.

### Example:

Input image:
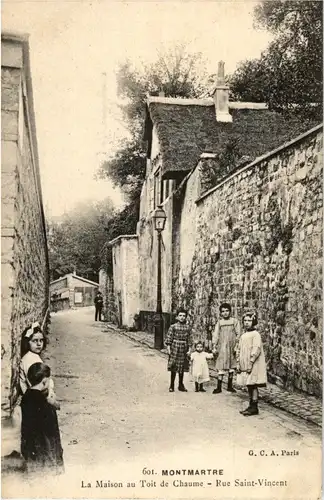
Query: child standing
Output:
[[212, 303, 241, 394], [165, 308, 193, 392], [20, 322, 59, 409], [190, 341, 214, 392], [236, 312, 267, 416], [21, 362, 64, 474]]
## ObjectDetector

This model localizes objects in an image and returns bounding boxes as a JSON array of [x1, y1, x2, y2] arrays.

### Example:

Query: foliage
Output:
[[47, 199, 115, 282], [52, 45, 206, 282], [98, 45, 211, 260], [99, 137, 146, 206], [116, 45, 209, 134], [100, 200, 141, 274], [229, 1, 322, 118], [100, 45, 209, 183]]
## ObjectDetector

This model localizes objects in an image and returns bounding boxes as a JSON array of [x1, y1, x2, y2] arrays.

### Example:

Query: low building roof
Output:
[[50, 273, 99, 287]]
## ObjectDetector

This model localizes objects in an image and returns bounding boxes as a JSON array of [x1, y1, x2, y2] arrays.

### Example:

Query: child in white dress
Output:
[[236, 312, 267, 416], [190, 341, 214, 392]]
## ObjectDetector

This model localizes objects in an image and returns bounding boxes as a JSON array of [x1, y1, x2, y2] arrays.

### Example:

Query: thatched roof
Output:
[[144, 97, 318, 180]]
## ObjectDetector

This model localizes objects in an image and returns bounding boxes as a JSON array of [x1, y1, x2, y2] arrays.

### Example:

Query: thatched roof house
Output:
[[143, 63, 317, 182]]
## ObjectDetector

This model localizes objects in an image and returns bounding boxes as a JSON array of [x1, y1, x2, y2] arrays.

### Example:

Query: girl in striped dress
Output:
[[165, 309, 193, 392]]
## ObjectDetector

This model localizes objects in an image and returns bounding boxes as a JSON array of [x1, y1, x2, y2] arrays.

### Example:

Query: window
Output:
[[154, 170, 161, 208], [153, 171, 172, 208], [160, 179, 164, 204], [164, 180, 170, 200]]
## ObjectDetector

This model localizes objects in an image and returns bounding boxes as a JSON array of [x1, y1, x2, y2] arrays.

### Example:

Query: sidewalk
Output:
[[103, 323, 322, 428]]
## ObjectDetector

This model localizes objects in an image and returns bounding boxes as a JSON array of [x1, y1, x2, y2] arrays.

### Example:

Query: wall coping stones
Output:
[[108, 234, 138, 247], [200, 152, 217, 159], [229, 102, 268, 109]]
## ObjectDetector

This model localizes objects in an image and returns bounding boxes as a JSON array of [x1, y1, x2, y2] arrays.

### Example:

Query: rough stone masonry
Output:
[[1, 33, 49, 418], [174, 125, 322, 396]]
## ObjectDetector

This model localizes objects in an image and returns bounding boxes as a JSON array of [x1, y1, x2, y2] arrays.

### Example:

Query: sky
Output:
[[2, 0, 272, 218]]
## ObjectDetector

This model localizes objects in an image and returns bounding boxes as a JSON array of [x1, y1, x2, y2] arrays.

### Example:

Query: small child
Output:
[[190, 341, 214, 392], [165, 308, 193, 392], [236, 311, 267, 416], [21, 363, 64, 474], [20, 322, 59, 409], [212, 303, 241, 394]]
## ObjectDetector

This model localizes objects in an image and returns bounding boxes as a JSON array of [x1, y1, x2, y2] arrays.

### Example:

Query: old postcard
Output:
[[1, 1, 322, 499]]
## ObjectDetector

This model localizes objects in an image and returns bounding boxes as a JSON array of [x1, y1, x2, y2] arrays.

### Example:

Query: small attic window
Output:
[[153, 169, 172, 208], [153, 169, 161, 209]]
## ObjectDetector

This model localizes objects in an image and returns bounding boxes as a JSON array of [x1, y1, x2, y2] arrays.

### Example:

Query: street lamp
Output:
[[152, 205, 167, 349]]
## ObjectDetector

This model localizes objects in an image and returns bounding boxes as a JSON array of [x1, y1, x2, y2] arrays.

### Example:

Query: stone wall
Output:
[[110, 236, 140, 327], [173, 125, 322, 396], [99, 268, 108, 318], [136, 124, 322, 395], [99, 269, 119, 324], [1, 35, 49, 417], [107, 277, 120, 325]]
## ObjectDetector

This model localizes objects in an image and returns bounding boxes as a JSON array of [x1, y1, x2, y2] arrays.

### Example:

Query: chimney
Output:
[[159, 90, 165, 97], [212, 61, 232, 123]]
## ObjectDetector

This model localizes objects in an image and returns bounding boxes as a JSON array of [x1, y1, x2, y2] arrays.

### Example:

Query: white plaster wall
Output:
[[151, 126, 160, 160], [112, 244, 122, 293], [112, 239, 139, 327], [178, 169, 199, 280], [121, 239, 140, 326]]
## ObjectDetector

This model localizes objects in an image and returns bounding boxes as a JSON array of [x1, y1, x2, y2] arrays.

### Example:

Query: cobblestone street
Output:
[[3, 308, 322, 499]]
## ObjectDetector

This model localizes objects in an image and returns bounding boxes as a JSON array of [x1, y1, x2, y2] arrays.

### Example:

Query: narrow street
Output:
[[4, 308, 322, 499]]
